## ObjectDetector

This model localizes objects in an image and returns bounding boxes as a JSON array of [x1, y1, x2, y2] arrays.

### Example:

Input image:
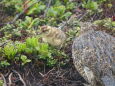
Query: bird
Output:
[[39, 25, 66, 47], [72, 22, 115, 86]]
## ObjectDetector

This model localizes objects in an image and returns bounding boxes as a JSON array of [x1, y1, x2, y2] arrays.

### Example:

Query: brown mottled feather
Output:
[[40, 25, 66, 47], [72, 22, 115, 86]]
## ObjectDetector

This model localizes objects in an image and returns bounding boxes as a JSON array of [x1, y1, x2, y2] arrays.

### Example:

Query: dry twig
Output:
[[12, 70, 26, 86], [39, 67, 55, 77], [0, 73, 7, 86], [8, 73, 13, 86], [44, 0, 52, 17], [0, 40, 10, 47]]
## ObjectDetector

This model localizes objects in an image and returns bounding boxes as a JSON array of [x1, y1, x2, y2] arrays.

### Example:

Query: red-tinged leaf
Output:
[[112, 16, 115, 21]]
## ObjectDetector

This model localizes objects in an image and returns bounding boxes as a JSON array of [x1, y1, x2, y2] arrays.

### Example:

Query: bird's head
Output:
[[39, 25, 51, 35]]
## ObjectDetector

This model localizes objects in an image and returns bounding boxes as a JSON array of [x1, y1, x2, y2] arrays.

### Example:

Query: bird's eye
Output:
[[42, 29, 48, 32], [41, 29, 50, 34]]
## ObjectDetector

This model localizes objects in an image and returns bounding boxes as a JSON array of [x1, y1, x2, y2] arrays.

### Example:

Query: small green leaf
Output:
[[0, 80, 3, 86], [21, 55, 27, 61], [25, 48, 33, 54], [20, 55, 31, 65], [26, 59, 31, 63], [66, 2, 75, 10], [0, 61, 10, 67], [112, 22, 115, 27], [61, 12, 72, 19], [16, 42, 26, 53]]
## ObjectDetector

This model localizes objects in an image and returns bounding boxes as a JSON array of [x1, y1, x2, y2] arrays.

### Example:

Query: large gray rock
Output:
[[72, 22, 115, 86]]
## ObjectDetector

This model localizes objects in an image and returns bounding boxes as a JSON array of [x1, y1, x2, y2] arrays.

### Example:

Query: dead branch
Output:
[[12, 70, 26, 86], [78, 11, 89, 21], [0, 40, 10, 47], [0, 73, 7, 86], [59, 14, 77, 29], [39, 67, 55, 78], [8, 73, 13, 86], [43, 0, 52, 17], [59, 10, 89, 29]]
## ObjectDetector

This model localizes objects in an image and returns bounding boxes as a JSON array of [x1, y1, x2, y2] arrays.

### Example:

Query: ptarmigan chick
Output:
[[39, 25, 66, 47]]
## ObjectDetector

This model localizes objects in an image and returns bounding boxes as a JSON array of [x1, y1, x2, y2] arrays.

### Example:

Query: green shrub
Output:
[[18, 16, 40, 29], [26, 37, 39, 48], [47, 5, 66, 17], [66, 2, 76, 10], [3, 43, 17, 60], [0, 0, 74, 67], [38, 43, 57, 66], [2, 0, 46, 15], [27, 1, 46, 15], [82, 0, 98, 11], [94, 18, 115, 29], [15, 42, 27, 53]]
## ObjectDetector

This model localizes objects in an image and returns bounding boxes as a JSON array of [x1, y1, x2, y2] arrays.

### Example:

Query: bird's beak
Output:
[[37, 32, 42, 35]]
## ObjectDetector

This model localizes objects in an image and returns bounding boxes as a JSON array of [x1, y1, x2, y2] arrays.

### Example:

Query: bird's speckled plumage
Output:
[[40, 25, 66, 47], [72, 22, 115, 86]]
